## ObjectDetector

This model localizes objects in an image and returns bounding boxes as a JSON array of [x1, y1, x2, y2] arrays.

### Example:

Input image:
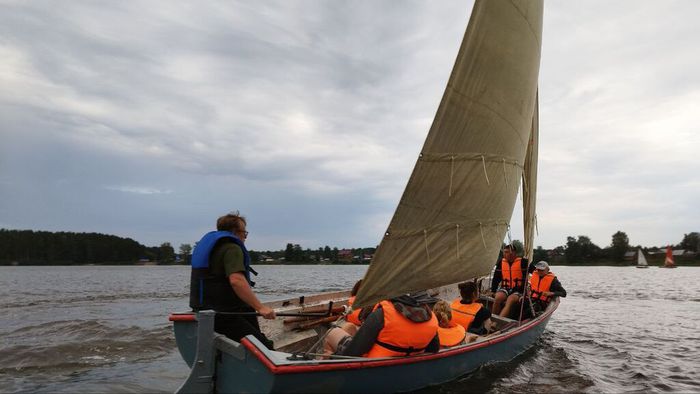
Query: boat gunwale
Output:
[[239, 297, 559, 375]]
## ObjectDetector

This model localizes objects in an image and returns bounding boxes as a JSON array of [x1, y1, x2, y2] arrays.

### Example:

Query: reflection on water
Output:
[[1, 265, 698, 393]]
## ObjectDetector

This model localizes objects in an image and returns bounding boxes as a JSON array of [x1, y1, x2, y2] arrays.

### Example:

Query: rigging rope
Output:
[[423, 229, 431, 263], [481, 155, 491, 185], [479, 222, 487, 249], [456, 224, 461, 259], [449, 155, 455, 197]]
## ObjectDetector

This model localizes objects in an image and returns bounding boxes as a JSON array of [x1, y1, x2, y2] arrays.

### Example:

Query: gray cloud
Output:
[[1, 0, 698, 251]]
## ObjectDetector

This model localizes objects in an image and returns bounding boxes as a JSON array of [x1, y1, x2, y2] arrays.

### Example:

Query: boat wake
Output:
[[0, 319, 173, 375], [414, 332, 596, 393], [1, 291, 188, 309]]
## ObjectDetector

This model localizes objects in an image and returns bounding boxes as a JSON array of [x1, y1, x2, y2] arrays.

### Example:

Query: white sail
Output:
[[354, 0, 543, 308], [637, 248, 649, 267]]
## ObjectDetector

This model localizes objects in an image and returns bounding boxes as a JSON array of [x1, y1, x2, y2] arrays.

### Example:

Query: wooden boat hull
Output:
[[171, 296, 558, 393]]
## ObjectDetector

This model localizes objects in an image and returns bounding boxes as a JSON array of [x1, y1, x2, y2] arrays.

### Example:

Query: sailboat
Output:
[[170, 1, 552, 392], [636, 248, 649, 268], [660, 245, 677, 268]]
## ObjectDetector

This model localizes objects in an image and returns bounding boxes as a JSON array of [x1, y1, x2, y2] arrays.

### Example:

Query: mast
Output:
[[522, 92, 539, 262]]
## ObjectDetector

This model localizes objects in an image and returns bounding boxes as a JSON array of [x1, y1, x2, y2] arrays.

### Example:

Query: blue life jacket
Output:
[[189, 231, 258, 311]]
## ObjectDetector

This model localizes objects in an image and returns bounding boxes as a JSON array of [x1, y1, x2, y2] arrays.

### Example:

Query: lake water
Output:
[[1, 265, 699, 393]]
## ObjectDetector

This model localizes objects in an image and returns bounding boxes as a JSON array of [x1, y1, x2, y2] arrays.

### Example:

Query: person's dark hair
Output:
[[217, 211, 246, 233], [458, 281, 478, 302], [351, 279, 363, 297]]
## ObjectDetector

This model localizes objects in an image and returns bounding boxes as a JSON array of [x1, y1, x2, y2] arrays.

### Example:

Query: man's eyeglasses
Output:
[[238, 230, 249, 237]]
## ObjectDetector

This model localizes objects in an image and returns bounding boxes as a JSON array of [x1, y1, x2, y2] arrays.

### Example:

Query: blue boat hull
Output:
[[171, 299, 558, 393]]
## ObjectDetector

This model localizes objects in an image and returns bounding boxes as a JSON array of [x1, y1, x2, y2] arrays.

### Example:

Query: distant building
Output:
[[623, 251, 636, 261], [338, 249, 353, 262]]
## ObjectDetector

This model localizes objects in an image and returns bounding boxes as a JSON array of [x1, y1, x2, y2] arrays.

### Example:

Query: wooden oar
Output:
[[296, 315, 342, 330], [217, 301, 336, 318], [283, 307, 346, 324]]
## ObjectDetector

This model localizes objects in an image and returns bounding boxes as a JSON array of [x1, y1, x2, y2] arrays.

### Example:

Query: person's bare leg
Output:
[[499, 293, 520, 318], [341, 322, 358, 336], [492, 291, 507, 315], [323, 328, 351, 356]]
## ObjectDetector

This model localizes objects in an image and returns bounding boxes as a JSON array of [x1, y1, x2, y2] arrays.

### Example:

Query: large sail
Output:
[[354, 0, 543, 308]]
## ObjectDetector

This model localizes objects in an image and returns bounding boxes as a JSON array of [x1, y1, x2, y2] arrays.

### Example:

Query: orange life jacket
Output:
[[346, 296, 362, 325], [449, 298, 483, 330], [530, 272, 555, 302], [437, 322, 466, 348], [365, 300, 438, 358], [500, 257, 524, 290]]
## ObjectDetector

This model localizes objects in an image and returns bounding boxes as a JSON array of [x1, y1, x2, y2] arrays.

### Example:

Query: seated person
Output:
[[345, 279, 363, 326], [324, 293, 439, 358], [451, 281, 493, 335], [489, 244, 534, 318], [521, 261, 567, 317], [433, 300, 474, 348]]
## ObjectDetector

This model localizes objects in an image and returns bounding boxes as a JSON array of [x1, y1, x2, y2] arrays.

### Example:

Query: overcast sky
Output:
[[1, 0, 698, 252]]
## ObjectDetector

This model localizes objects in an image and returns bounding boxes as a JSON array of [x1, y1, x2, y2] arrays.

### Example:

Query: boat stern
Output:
[[169, 312, 198, 367]]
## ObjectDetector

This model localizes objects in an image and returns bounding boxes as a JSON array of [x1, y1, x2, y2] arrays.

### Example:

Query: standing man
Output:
[[189, 211, 275, 349], [490, 244, 533, 318]]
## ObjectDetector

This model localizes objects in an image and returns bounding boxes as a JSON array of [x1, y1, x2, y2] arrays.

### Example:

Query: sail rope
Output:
[[502, 158, 509, 188], [423, 229, 431, 263], [449, 155, 455, 196], [456, 224, 461, 259], [517, 261, 537, 326], [481, 155, 491, 185], [479, 222, 487, 249], [303, 317, 346, 359]]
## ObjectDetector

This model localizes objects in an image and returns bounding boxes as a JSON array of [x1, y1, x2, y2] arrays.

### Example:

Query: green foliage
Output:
[[680, 232, 700, 252], [179, 243, 192, 264], [284, 243, 305, 262], [564, 235, 603, 264], [533, 246, 548, 262], [0, 229, 146, 265], [159, 242, 176, 263], [610, 231, 630, 261]]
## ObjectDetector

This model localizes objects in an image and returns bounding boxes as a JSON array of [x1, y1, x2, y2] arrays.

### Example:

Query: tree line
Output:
[[0, 229, 177, 265], [529, 231, 700, 265], [1, 228, 698, 266], [0, 229, 376, 266]]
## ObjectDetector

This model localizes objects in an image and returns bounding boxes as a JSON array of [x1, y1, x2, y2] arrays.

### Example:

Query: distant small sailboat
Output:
[[636, 248, 649, 269], [660, 245, 677, 268]]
